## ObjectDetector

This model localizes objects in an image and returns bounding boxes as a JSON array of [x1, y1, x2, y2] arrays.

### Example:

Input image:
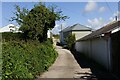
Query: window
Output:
[[9, 26, 15, 28]]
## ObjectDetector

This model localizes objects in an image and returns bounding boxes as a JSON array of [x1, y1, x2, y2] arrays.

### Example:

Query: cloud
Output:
[[87, 17, 104, 29], [51, 24, 60, 35], [113, 11, 120, 20], [84, 1, 107, 14], [109, 11, 120, 21], [109, 17, 115, 21], [113, 11, 120, 16], [84, 1, 97, 12], [54, 24, 59, 28], [99, 6, 106, 12], [51, 23, 67, 34], [85, 25, 92, 28], [87, 11, 119, 30]]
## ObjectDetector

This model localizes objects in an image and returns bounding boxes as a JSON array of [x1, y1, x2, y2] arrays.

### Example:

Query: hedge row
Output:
[[2, 40, 58, 79], [2, 32, 23, 42]]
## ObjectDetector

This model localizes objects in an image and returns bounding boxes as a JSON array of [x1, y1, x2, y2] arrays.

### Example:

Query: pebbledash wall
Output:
[[75, 37, 111, 70]]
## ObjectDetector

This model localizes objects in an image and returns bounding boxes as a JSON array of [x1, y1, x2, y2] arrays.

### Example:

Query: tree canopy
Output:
[[11, 3, 68, 42]]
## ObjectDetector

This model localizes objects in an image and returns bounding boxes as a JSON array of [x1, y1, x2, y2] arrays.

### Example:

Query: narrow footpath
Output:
[[37, 38, 92, 79], [37, 38, 119, 80], [38, 46, 92, 79]]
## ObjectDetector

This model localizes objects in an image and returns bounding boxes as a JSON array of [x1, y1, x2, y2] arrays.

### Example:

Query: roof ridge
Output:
[[60, 23, 92, 32], [72, 23, 92, 30]]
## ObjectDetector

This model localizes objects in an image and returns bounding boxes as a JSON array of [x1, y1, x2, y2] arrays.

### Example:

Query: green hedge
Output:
[[2, 32, 23, 42], [2, 40, 58, 79]]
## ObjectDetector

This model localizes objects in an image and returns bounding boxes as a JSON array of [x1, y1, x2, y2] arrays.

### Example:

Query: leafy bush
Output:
[[47, 38, 53, 44], [53, 34, 60, 39], [65, 34, 76, 50], [2, 32, 23, 42], [2, 39, 58, 79]]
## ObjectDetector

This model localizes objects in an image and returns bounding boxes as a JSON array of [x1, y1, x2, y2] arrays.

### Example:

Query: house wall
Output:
[[75, 37, 111, 70], [60, 32, 65, 44], [59, 32, 63, 44], [60, 31, 91, 45], [47, 30, 50, 38], [60, 31, 72, 44], [72, 31, 91, 40]]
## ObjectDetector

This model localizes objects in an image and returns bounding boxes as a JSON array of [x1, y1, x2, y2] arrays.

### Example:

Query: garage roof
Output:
[[77, 21, 120, 41]]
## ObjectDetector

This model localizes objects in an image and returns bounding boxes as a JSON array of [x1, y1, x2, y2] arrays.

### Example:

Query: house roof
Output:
[[0, 24, 19, 33], [77, 21, 120, 41], [60, 23, 92, 33]]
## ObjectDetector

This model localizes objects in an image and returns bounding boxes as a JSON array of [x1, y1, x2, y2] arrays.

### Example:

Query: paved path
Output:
[[37, 38, 119, 80], [37, 45, 92, 79]]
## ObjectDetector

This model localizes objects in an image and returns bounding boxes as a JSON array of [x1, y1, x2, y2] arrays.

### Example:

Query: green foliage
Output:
[[65, 34, 76, 50], [11, 3, 69, 42], [2, 32, 23, 42], [2, 39, 58, 79], [47, 38, 53, 44], [53, 34, 60, 39]]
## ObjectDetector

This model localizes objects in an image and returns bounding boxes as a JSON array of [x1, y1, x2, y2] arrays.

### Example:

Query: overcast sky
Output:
[[1, 1, 119, 34]]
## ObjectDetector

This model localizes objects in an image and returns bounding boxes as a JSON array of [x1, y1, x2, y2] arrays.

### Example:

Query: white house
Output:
[[0, 24, 20, 33], [75, 21, 120, 74], [0, 24, 51, 39], [47, 30, 52, 38], [59, 23, 92, 44]]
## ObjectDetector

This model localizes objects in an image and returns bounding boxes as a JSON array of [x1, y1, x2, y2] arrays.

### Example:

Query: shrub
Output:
[[2, 32, 23, 42], [53, 34, 59, 39], [64, 34, 76, 50], [47, 38, 53, 44], [2, 40, 58, 79]]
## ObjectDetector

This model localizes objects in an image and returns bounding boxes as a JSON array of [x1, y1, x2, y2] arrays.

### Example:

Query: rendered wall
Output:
[[72, 31, 91, 40], [75, 37, 111, 70]]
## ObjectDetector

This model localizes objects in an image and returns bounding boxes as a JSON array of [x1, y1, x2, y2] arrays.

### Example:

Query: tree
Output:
[[11, 3, 68, 42]]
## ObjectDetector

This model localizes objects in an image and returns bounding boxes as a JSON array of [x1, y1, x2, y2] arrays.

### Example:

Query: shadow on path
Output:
[[71, 50, 119, 80]]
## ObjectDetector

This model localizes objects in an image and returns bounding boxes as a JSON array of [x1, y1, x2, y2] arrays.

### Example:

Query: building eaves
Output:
[[77, 21, 120, 41]]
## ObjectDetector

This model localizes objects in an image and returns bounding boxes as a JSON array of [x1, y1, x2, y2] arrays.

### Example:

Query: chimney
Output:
[[115, 16, 118, 21]]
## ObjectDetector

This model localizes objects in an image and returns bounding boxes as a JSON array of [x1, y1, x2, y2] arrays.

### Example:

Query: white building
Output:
[[0, 24, 51, 39], [47, 30, 52, 38], [59, 23, 92, 44], [75, 21, 120, 74], [0, 24, 20, 33]]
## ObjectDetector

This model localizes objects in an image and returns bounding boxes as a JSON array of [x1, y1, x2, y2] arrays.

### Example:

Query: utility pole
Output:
[[60, 24, 63, 44], [61, 24, 62, 31]]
